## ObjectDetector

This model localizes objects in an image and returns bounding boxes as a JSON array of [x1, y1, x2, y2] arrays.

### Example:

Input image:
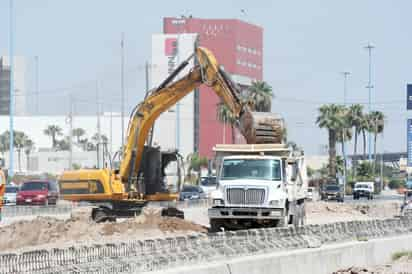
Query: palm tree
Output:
[[216, 102, 237, 144], [72, 128, 86, 143], [360, 114, 371, 158], [0, 132, 9, 157], [316, 104, 346, 179], [44, 125, 63, 149], [247, 81, 273, 112], [91, 133, 109, 145], [369, 110, 385, 165], [24, 138, 34, 171], [348, 104, 364, 178], [14, 131, 28, 171]]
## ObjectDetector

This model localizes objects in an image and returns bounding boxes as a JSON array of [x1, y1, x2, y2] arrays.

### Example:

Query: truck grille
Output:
[[226, 188, 265, 205]]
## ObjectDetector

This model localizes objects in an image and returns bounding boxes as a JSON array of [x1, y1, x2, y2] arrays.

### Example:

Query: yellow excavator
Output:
[[58, 47, 280, 222]]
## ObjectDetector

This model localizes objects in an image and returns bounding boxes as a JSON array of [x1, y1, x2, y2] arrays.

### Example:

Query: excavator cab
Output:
[[135, 146, 183, 201]]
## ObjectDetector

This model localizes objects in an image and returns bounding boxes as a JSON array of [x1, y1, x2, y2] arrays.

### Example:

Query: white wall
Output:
[[151, 33, 198, 157]]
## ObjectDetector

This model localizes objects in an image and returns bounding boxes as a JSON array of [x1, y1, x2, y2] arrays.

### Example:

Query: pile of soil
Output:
[[0, 207, 206, 252]]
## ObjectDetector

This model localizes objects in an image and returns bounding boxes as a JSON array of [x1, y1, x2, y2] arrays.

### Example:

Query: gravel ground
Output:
[[333, 256, 412, 274], [0, 199, 402, 253]]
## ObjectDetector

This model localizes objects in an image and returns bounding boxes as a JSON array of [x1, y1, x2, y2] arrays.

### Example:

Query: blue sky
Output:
[[0, 0, 411, 155]]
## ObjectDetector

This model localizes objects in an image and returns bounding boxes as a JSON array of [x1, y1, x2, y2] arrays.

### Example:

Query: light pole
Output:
[[120, 33, 125, 154], [34, 56, 39, 114], [341, 71, 350, 197], [8, 0, 15, 178], [364, 43, 375, 162], [175, 18, 185, 152]]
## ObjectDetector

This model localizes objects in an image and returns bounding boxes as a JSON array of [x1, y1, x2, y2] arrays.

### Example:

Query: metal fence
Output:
[[2, 205, 73, 218]]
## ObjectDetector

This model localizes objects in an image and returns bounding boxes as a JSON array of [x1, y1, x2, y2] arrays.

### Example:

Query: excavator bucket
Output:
[[240, 112, 284, 144]]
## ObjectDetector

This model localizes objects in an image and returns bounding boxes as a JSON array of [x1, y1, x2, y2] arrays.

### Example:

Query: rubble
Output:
[[0, 207, 206, 252]]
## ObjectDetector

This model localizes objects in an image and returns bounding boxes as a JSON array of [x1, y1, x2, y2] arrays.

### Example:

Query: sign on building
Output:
[[407, 84, 412, 110], [407, 119, 412, 166]]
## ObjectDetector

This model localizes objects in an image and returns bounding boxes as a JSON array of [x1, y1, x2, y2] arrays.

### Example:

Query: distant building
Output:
[[163, 17, 263, 158], [0, 56, 26, 115], [150, 33, 199, 158]]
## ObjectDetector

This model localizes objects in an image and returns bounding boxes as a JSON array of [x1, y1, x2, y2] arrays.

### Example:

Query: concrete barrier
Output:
[[156, 234, 412, 274], [1, 217, 412, 274]]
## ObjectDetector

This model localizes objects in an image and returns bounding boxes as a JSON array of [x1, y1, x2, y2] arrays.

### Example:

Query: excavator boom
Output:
[[119, 47, 255, 188]]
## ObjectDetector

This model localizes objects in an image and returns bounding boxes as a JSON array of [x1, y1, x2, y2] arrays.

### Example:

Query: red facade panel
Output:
[[164, 17, 263, 158]]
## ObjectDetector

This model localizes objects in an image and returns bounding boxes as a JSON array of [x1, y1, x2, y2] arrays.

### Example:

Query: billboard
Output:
[[407, 84, 412, 110], [408, 119, 412, 166]]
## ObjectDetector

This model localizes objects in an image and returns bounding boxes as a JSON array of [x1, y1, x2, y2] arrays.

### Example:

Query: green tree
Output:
[[369, 111, 385, 165], [316, 104, 346, 179], [56, 137, 71, 151], [72, 128, 86, 143], [348, 104, 364, 178], [216, 102, 237, 144], [44, 125, 63, 149], [247, 81, 273, 112], [186, 152, 208, 173], [360, 115, 370, 158], [356, 161, 374, 179], [24, 138, 34, 171], [91, 133, 108, 145], [14, 131, 29, 171], [0, 132, 9, 157]]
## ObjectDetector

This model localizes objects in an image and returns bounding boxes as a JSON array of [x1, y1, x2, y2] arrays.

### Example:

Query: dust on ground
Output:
[[306, 201, 401, 224], [0, 207, 206, 253], [333, 255, 412, 274]]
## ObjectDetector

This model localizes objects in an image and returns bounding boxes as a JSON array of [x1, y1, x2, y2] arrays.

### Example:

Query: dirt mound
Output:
[[0, 207, 206, 252]]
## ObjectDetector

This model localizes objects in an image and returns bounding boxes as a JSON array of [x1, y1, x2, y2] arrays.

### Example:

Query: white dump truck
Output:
[[208, 144, 308, 231]]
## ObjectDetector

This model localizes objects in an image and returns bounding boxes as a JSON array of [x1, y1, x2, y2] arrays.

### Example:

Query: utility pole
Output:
[[109, 106, 113, 156], [68, 94, 73, 170], [96, 82, 101, 169], [34, 56, 39, 114], [342, 71, 350, 198], [175, 17, 185, 152], [120, 33, 125, 154], [8, 0, 15, 178], [364, 43, 375, 162], [145, 61, 155, 147]]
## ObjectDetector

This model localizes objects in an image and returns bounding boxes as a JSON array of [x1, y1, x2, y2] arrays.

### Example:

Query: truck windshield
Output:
[[221, 159, 281, 181]]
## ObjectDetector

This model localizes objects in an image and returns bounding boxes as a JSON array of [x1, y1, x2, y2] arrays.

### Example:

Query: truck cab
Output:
[[208, 144, 307, 231]]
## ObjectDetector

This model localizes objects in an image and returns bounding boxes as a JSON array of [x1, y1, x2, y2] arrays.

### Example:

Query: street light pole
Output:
[[364, 43, 375, 162], [8, 0, 15, 178], [342, 71, 350, 196], [120, 33, 125, 154], [34, 56, 39, 114]]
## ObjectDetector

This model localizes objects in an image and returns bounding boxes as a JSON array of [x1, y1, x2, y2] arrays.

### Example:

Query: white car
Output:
[[199, 176, 217, 198], [3, 185, 19, 205]]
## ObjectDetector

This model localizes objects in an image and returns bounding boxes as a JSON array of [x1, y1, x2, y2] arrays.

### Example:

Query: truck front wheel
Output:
[[210, 219, 224, 232]]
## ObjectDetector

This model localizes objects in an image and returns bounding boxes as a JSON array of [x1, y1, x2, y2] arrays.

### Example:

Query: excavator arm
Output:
[[119, 47, 255, 188]]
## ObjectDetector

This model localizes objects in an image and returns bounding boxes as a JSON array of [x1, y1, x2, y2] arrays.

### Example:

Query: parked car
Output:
[[179, 185, 206, 201], [306, 187, 319, 201], [199, 176, 217, 197], [321, 184, 344, 202], [17, 180, 59, 206], [353, 182, 374, 200], [3, 185, 19, 205]]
